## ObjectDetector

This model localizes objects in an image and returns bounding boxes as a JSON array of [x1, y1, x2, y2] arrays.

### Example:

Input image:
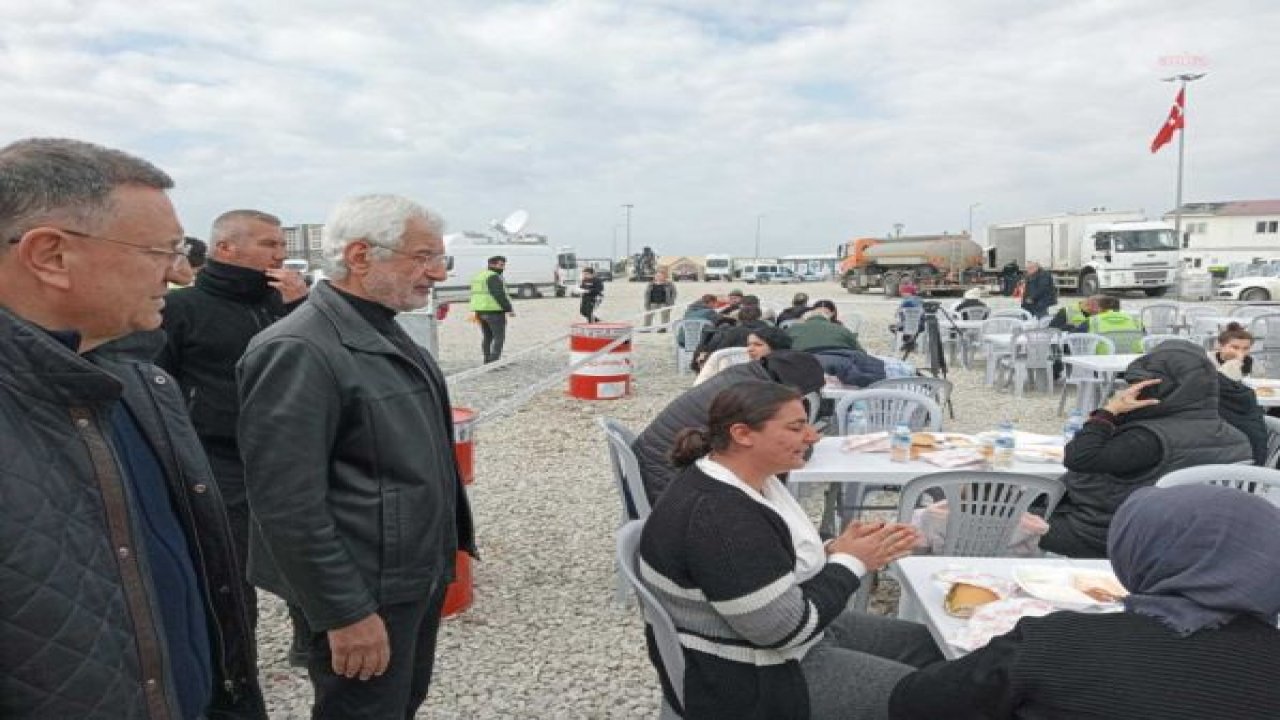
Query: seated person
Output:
[[1087, 295, 1144, 352], [788, 306, 864, 353], [776, 292, 811, 324], [950, 287, 988, 315], [891, 484, 1280, 720], [678, 294, 721, 349], [811, 299, 846, 325], [812, 349, 887, 388], [1211, 323, 1267, 465], [640, 381, 943, 720], [1040, 341, 1251, 558], [746, 326, 793, 361], [1048, 295, 1100, 332], [632, 351, 825, 505], [694, 305, 772, 368], [717, 288, 746, 317]]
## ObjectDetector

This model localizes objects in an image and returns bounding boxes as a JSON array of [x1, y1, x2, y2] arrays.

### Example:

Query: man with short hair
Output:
[[643, 269, 677, 329], [237, 194, 476, 719], [469, 254, 513, 362], [776, 291, 811, 324], [1088, 295, 1144, 353], [158, 209, 308, 633], [578, 266, 604, 322], [0, 138, 264, 718], [1020, 260, 1058, 318]]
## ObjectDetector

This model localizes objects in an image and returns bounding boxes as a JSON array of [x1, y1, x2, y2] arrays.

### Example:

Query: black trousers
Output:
[[477, 312, 507, 363], [298, 581, 449, 720], [579, 295, 601, 322], [204, 440, 257, 628]]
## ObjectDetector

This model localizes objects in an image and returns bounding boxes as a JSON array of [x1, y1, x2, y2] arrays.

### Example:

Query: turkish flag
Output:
[[1150, 88, 1184, 154]]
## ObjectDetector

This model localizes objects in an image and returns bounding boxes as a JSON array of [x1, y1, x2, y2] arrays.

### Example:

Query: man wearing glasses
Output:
[[157, 208, 308, 645], [0, 138, 265, 718], [237, 194, 475, 719]]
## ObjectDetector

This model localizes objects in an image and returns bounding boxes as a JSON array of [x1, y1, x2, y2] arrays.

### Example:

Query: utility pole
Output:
[[754, 214, 764, 259], [893, 223, 904, 238], [622, 204, 634, 262], [964, 203, 981, 284], [1161, 73, 1206, 270], [611, 225, 621, 264]]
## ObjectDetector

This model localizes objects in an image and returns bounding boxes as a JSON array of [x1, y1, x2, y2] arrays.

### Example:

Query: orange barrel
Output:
[[451, 407, 476, 486], [443, 407, 477, 617], [568, 322, 633, 400]]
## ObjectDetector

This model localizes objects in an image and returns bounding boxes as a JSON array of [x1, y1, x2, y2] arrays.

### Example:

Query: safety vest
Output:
[[1088, 311, 1144, 353], [469, 269, 505, 312], [1065, 302, 1089, 328]]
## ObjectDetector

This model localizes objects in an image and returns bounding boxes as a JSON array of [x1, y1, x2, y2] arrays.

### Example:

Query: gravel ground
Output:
[[255, 281, 1202, 718]]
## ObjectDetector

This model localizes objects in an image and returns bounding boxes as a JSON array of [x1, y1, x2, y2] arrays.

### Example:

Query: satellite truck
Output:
[[984, 210, 1179, 296], [433, 210, 563, 304]]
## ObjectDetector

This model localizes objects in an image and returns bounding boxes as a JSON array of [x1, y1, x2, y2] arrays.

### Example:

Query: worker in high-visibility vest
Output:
[[1088, 296, 1144, 353], [1049, 296, 1100, 332], [469, 255, 513, 363]]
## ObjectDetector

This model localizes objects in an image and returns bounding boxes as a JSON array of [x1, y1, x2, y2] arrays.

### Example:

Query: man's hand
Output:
[[327, 612, 389, 681], [266, 268, 309, 303], [1103, 378, 1161, 416]]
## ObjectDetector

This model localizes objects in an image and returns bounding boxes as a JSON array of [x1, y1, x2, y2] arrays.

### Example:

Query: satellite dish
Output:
[[500, 209, 529, 235]]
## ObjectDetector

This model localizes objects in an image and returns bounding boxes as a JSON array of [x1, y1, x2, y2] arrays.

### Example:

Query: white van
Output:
[[433, 232, 558, 304], [739, 263, 797, 284]]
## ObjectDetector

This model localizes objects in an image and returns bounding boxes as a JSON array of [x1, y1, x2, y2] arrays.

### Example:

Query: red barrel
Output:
[[568, 323, 633, 400], [443, 407, 476, 617]]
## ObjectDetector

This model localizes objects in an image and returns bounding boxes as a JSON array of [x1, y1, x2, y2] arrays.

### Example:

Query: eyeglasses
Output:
[[8, 227, 190, 270], [370, 243, 448, 269]]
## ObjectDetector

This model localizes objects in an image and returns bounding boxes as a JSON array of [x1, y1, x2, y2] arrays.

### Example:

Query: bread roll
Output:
[[944, 582, 999, 618], [1072, 575, 1127, 603]]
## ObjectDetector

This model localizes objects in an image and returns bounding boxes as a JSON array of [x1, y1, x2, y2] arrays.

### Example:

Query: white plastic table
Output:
[[893, 555, 1114, 659], [1059, 353, 1141, 412], [1245, 378, 1280, 407]]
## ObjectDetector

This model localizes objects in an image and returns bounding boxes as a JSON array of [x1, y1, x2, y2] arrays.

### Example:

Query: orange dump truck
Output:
[[836, 234, 984, 297]]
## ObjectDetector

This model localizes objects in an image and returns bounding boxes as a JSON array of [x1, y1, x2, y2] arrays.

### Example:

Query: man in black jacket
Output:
[[1020, 260, 1058, 318], [158, 209, 308, 632], [238, 194, 476, 719], [0, 137, 265, 718]]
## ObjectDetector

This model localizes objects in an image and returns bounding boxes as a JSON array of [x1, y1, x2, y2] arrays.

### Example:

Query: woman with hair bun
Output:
[[638, 380, 941, 720], [1210, 323, 1268, 464]]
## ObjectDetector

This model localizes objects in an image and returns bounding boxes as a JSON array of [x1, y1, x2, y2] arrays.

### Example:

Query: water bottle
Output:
[[890, 423, 912, 463], [849, 402, 869, 436], [993, 420, 1016, 469], [1063, 409, 1085, 445]]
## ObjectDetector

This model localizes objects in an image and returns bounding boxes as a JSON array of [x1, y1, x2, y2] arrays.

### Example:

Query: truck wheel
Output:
[[1143, 287, 1168, 297], [1079, 272, 1099, 297], [516, 284, 536, 299], [1241, 287, 1272, 302], [555, 286, 566, 298], [884, 274, 900, 298]]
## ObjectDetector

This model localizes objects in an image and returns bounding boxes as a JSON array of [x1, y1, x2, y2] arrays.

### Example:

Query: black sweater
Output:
[[890, 612, 1280, 719]]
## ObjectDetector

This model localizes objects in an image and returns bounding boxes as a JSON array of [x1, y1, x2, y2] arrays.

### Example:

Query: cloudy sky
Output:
[[2, 0, 1276, 257]]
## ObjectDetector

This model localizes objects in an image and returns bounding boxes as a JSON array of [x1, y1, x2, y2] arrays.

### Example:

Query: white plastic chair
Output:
[[978, 317, 1024, 385], [1141, 334, 1183, 352], [693, 347, 751, 385], [1231, 305, 1279, 322], [868, 377, 954, 418], [896, 471, 1066, 556], [616, 521, 684, 719], [990, 308, 1033, 321], [1100, 329, 1144, 355], [832, 389, 944, 434], [1056, 333, 1116, 415], [1140, 303, 1181, 335], [1265, 416, 1280, 470], [599, 418, 651, 605], [995, 328, 1060, 398], [1156, 464, 1280, 505], [673, 319, 712, 374], [1181, 305, 1222, 331], [894, 306, 925, 354], [1249, 314, 1280, 377]]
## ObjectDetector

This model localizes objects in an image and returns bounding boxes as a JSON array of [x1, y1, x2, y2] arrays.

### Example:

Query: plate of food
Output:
[[1012, 566, 1127, 610], [932, 569, 1018, 618], [912, 432, 978, 449], [1013, 446, 1064, 463]]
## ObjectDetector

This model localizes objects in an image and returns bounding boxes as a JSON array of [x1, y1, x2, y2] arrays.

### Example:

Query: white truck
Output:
[[985, 210, 1179, 296], [704, 253, 734, 281], [433, 210, 560, 304]]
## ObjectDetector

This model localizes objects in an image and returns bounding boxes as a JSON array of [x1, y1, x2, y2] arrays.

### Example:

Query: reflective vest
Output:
[[1088, 311, 1144, 353], [1065, 302, 1089, 328], [469, 269, 505, 312]]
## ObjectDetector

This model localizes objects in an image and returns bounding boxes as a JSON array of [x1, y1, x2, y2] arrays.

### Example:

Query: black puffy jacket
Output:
[[0, 309, 265, 719], [1217, 374, 1268, 465]]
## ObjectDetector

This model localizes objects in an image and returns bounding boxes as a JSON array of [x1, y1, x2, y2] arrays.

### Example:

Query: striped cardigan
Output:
[[638, 465, 861, 720]]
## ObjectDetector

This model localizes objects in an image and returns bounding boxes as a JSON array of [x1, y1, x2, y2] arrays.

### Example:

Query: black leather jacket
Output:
[[237, 282, 476, 631], [0, 309, 265, 719]]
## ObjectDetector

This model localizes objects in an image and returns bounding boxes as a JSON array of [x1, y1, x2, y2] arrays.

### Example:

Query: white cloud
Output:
[[1, 0, 1276, 256]]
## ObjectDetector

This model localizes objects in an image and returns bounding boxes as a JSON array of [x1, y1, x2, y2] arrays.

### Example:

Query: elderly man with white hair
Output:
[[237, 194, 476, 719]]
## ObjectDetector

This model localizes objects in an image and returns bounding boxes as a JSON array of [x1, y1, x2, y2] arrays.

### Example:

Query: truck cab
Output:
[[1081, 222, 1178, 296]]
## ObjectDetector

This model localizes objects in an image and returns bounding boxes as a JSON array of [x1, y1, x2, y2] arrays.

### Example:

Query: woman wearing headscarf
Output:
[[890, 484, 1280, 719], [1039, 340, 1251, 557]]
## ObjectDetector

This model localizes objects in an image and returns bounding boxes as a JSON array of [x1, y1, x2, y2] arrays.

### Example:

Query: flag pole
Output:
[[1161, 72, 1206, 297]]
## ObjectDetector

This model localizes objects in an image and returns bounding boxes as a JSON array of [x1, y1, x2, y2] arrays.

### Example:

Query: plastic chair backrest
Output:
[[1140, 304, 1181, 334], [897, 307, 925, 335], [802, 391, 822, 425], [868, 376, 954, 411], [896, 471, 1066, 556], [1060, 332, 1115, 357], [1101, 330, 1144, 354], [1249, 314, 1280, 349], [833, 389, 944, 434], [696, 347, 751, 384], [959, 306, 990, 321], [991, 308, 1033, 321], [1265, 416, 1280, 470], [1156, 464, 1280, 504], [616, 521, 686, 708], [1232, 305, 1279, 321], [979, 316, 1022, 338], [599, 417, 652, 520], [1141, 334, 1183, 352], [676, 319, 712, 349], [1013, 328, 1060, 367], [1182, 306, 1222, 325]]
